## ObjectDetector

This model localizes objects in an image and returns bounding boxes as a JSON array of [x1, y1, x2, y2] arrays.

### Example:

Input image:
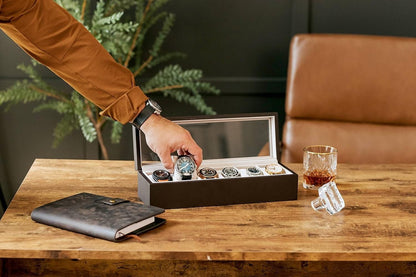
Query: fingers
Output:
[[159, 150, 174, 171], [141, 114, 203, 170], [160, 146, 201, 171], [186, 143, 203, 168], [177, 142, 203, 168]]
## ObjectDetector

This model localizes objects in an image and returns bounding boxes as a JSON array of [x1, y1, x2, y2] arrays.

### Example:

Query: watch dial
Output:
[[222, 167, 240, 178], [176, 156, 196, 174], [265, 164, 284, 175], [154, 169, 170, 179], [199, 167, 218, 179], [247, 166, 262, 175], [152, 169, 171, 182]]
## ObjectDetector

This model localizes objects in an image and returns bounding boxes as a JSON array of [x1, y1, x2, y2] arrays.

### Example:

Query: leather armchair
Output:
[[281, 34, 416, 163]]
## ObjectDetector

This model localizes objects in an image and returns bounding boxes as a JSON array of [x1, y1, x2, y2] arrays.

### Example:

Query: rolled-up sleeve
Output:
[[0, 0, 147, 124]]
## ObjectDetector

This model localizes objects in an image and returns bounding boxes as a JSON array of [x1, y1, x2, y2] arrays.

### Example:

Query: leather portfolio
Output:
[[31, 192, 165, 242]]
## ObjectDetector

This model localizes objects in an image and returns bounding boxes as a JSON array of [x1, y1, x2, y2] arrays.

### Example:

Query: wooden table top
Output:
[[0, 159, 415, 262]]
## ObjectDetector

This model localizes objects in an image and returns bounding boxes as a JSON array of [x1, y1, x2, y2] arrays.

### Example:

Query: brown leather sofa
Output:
[[281, 34, 416, 163]]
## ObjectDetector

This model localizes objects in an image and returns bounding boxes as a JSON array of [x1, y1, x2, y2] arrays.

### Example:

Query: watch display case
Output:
[[133, 113, 298, 208]]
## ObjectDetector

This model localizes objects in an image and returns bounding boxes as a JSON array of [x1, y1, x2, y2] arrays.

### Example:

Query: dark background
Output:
[[1, 0, 416, 215]]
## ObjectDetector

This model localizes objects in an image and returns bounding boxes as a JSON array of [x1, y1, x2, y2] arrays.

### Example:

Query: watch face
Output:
[[152, 169, 171, 182], [246, 166, 263, 176], [175, 155, 196, 175], [148, 99, 162, 114], [265, 164, 284, 175], [198, 167, 218, 179], [221, 167, 241, 178]]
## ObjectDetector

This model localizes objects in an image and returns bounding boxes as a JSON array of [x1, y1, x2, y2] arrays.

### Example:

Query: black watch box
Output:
[[133, 113, 298, 209]]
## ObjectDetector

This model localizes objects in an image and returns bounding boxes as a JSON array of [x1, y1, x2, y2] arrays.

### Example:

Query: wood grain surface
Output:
[[0, 159, 415, 263]]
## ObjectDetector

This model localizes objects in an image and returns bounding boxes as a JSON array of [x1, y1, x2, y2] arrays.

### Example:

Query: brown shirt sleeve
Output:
[[0, 0, 147, 124]]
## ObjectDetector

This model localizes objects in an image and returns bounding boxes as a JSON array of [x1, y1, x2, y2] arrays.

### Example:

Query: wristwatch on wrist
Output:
[[132, 99, 162, 129], [174, 155, 197, 180]]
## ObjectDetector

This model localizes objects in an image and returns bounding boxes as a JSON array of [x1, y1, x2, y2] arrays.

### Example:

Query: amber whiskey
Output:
[[303, 169, 336, 188]]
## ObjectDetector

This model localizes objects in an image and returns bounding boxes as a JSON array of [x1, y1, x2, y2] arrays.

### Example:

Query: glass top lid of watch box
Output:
[[138, 113, 279, 168]]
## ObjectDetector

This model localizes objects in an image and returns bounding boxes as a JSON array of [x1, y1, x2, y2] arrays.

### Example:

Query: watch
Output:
[[152, 169, 172, 182], [246, 166, 264, 176], [174, 155, 197, 180], [265, 164, 285, 175], [197, 167, 218, 179], [132, 99, 162, 129], [221, 167, 241, 178]]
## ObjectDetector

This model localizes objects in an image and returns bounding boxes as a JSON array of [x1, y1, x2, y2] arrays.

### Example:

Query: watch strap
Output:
[[133, 103, 155, 129]]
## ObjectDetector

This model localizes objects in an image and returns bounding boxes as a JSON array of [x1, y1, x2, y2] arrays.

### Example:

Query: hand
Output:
[[140, 114, 203, 170]]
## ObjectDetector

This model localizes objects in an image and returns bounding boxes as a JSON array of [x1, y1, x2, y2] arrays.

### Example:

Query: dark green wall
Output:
[[1, 0, 416, 216]]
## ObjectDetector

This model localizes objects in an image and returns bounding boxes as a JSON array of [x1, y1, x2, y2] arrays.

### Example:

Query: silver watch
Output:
[[174, 155, 197, 180], [221, 167, 241, 178], [246, 166, 263, 176]]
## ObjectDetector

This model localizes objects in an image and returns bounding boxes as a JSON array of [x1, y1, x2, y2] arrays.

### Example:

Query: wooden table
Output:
[[1, 159, 416, 276]]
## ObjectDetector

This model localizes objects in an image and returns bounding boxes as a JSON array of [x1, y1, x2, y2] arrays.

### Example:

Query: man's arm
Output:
[[0, 0, 146, 124]]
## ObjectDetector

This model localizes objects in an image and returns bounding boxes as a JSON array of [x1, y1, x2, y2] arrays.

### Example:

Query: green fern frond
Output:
[[92, 1, 106, 25], [144, 65, 206, 90], [133, 11, 168, 67], [17, 64, 51, 91], [0, 80, 47, 110], [33, 100, 73, 114], [70, 92, 83, 112], [52, 113, 78, 148], [101, 22, 138, 59], [146, 0, 169, 19], [142, 11, 168, 33], [180, 80, 220, 97], [179, 69, 203, 82], [78, 115, 96, 142], [71, 93, 97, 142], [162, 89, 216, 115], [133, 0, 146, 24], [30, 59, 40, 67], [105, 0, 136, 15], [111, 121, 123, 144], [149, 13, 175, 57], [135, 52, 185, 76], [193, 81, 221, 95], [142, 64, 219, 114], [148, 52, 186, 68], [90, 2, 138, 59], [97, 11, 124, 26], [143, 64, 181, 89]]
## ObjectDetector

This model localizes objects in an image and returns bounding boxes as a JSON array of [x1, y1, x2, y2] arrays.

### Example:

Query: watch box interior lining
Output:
[[142, 157, 294, 183]]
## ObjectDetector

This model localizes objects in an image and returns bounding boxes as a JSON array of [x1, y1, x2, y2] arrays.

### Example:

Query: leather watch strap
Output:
[[133, 104, 154, 128], [132, 99, 162, 129]]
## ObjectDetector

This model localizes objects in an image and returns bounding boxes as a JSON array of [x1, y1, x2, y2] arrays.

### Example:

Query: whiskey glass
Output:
[[303, 145, 337, 190]]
